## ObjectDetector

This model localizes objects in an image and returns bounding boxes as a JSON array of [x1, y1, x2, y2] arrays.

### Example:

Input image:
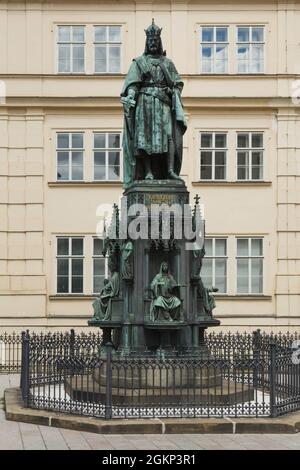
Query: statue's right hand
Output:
[[121, 96, 136, 109]]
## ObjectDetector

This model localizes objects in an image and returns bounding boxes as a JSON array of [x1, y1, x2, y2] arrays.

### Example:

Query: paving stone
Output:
[[81, 432, 115, 450], [59, 428, 91, 450], [38, 425, 69, 450], [19, 422, 46, 450]]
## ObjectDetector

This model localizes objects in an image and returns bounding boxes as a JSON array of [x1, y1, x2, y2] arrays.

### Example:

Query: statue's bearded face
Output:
[[147, 34, 160, 54]]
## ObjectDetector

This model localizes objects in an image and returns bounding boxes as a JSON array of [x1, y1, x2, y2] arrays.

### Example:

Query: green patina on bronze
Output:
[[121, 20, 187, 187]]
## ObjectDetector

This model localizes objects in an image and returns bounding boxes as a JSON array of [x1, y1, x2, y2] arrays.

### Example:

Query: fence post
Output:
[[105, 342, 113, 420], [70, 328, 75, 358], [269, 340, 277, 418], [252, 329, 261, 389], [21, 330, 30, 407]]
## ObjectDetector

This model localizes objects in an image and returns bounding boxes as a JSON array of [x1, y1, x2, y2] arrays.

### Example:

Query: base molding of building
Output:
[[4, 388, 300, 435]]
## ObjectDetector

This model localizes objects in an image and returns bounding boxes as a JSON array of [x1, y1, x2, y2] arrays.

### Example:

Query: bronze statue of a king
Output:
[[121, 19, 187, 187]]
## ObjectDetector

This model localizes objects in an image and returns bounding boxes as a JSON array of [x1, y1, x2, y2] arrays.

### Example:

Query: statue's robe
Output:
[[92, 272, 120, 321], [150, 270, 181, 321], [121, 54, 187, 187]]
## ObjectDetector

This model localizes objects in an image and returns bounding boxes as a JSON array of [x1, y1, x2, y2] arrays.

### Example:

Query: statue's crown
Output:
[[144, 19, 162, 38]]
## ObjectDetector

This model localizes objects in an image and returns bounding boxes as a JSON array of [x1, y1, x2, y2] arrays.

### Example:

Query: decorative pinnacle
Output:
[[194, 194, 201, 205]]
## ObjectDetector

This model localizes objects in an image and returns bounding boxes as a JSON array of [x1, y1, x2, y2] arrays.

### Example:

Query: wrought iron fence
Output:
[[0, 332, 22, 373], [19, 329, 300, 419]]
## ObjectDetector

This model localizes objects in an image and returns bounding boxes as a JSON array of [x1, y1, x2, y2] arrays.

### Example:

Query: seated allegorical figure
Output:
[[197, 278, 218, 317], [92, 270, 120, 322], [150, 261, 181, 322]]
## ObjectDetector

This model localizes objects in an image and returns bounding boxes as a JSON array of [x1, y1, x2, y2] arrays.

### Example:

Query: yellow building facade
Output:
[[0, 0, 300, 332]]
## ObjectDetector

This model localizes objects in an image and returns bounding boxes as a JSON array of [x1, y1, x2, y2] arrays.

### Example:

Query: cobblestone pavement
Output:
[[1, 375, 300, 450]]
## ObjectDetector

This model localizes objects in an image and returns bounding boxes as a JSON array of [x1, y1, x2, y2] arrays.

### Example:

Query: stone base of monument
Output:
[[65, 363, 254, 406]]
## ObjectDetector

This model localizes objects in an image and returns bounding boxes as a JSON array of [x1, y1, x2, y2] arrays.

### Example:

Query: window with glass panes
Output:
[[200, 133, 227, 180], [236, 238, 263, 294], [94, 132, 121, 181], [236, 132, 263, 180], [236, 26, 264, 73], [56, 133, 84, 181], [57, 238, 84, 294], [200, 26, 228, 74], [94, 26, 121, 73], [201, 238, 227, 293], [93, 238, 108, 294], [57, 26, 85, 73]]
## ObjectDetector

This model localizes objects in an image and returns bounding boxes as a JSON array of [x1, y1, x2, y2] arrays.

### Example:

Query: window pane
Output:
[[72, 276, 83, 293], [251, 276, 263, 293], [215, 134, 226, 148], [57, 276, 69, 293], [251, 239, 263, 256], [72, 134, 83, 148], [237, 45, 249, 60], [72, 26, 84, 42], [94, 276, 104, 294], [237, 60, 248, 74], [58, 26, 71, 42], [57, 134, 69, 149], [94, 238, 104, 255], [72, 238, 83, 256], [202, 27, 213, 42], [57, 238, 69, 256], [57, 258, 69, 276], [73, 45, 85, 72], [201, 134, 212, 148], [95, 26, 107, 42], [57, 165, 69, 180], [215, 45, 227, 73], [215, 166, 225, 180], [109, 26, 121, 42], [72, 166, 83, 180], [94, 166, 106, 180], [237, 238, 249, 256], [200, 151, 212, 165], [109, 46, 121, 72], [94, 134, 106, 148], [251, 258, 263, 276], [108, 151, 120, 166], [95, 46, 107, 72], [237, 167, 247, 180], [202, 59, 212, 73], [202, 46, 213, 60], [94, 151, 106, 165], [237, 134, 249, 148], [58, 45, 70, 73], [215, 259, 226, 276], [215, 239, 227, 256], [252, 27, 264, 42], [215, 276, 226, 293], [252, 133, 263, 148], [94, 258, 105, 276], [252, 165, 263, 180], [238, 27, 249, 42], [216, 27, 228, 42], [204, 239, 212, 256], [108, 133, 120, 148], [108, 165, 120, 180], [202, 258, 213, 277], [237, 151, 248, 166], [72, 258, 83, 275], [237, 259, 249, 293], [200, 167, 212, 180], [57, 151, 69, 165], [215, 151, 226, 166], [72, 151, 83, 165]]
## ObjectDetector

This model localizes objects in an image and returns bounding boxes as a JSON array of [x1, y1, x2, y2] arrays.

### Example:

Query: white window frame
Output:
[[56, 132, 84, 181], [93, 131, 122, 181], [94, 25, 122, 74], [56, 237, 84, 294], [236, 237, 264, 295], [199, 132, 227, 181], [200, 25, 229, 74], [202, 238, 228, 294], [92, 237, 109, 294], [57, 25, 86, 74], [236, 25, 265, 74], [236, 132, 264, 181]]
